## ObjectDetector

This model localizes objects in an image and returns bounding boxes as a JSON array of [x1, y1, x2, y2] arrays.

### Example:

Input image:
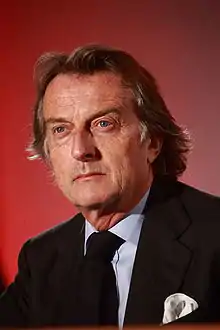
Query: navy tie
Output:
[[76, 231, 125, 325]]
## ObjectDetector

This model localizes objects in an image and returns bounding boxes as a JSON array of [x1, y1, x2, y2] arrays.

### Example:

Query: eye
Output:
[[52, 125, 67, 136], [97, 120, 112, 128], [91, 117, 116, 133], [53, 126, 65, 133]]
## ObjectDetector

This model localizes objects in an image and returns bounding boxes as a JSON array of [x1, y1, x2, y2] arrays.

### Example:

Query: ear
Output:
[[146, 137, 162, 164], [43, 139, 53, 167]]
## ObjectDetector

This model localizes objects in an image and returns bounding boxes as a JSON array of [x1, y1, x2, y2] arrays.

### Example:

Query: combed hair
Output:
[[28, 44, 191, 179]]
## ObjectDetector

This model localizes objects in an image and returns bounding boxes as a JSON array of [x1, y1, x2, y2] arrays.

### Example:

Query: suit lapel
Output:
[[124, 178, 193, 325], [39, 214, 85, 325]]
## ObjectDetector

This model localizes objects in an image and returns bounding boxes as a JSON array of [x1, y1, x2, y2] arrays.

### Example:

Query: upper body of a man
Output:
[[0, 44, 220, 327]]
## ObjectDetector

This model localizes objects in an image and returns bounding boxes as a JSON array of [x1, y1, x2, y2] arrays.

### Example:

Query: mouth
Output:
[[74, 173, 104, 181]]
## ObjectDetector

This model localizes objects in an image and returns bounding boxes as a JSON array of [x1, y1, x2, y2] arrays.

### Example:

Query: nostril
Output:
[[84, 153, 95, 159]]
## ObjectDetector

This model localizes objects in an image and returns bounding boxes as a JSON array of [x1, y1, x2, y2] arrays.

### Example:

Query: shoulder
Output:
[[20, 213, 85, 263], [178, 181, 220, 212], [30, 212, 84, 245], [149, 177, 220, 213], [151, 177, 220, 230], [176, 181, 220, 234]]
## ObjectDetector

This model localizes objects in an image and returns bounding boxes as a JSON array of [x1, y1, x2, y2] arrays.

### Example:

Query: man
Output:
[[0, 44, 220, 327]]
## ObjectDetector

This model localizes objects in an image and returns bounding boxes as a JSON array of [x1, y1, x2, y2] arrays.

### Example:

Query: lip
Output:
[[74, 173, 104, 181]]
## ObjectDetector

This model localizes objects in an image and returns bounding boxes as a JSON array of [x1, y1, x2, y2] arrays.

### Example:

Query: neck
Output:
[[78, 176, 153, 231], [83, 210, 127, 231]]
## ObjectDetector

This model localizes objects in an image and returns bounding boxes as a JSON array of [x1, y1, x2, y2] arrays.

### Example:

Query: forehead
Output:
[[43, 72, 134, 118]]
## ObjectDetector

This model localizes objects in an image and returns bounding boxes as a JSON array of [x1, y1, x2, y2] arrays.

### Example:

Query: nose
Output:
[[71, 131, 98, 162]]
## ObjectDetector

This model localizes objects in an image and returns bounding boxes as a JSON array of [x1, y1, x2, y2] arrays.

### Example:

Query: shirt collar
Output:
[[85, 189, 150, 251]]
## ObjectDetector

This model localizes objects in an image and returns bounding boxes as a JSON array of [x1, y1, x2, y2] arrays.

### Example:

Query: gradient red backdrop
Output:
[[1, 0, 220, 285]]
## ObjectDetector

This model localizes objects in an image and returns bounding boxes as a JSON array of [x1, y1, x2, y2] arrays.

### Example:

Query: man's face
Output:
[[43, 72, 159, 213]]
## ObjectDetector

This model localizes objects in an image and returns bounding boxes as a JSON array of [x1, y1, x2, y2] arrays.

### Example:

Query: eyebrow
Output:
[[45, 117, 72, 125], [45, 108, 122, 126]]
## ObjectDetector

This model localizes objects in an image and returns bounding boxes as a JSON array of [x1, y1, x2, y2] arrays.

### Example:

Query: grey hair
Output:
[[28, 44, 191, 179]]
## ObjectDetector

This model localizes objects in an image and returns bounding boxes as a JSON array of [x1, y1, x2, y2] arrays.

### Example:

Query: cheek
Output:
[[106, 141, 149, 181], [103, 145, 139, 184], [49, 148, 72, 181]]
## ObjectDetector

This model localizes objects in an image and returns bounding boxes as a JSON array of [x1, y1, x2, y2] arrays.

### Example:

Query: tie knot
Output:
[[86, 231, 124, 262]]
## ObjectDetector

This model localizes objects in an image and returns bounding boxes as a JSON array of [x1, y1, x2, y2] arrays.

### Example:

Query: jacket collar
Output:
[[124, 177, 193, 325]]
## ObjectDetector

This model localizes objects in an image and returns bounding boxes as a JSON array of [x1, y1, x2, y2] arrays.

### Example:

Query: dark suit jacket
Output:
[[1, 177, 220, 327]]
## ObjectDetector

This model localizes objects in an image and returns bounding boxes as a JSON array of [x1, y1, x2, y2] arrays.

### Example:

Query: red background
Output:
[[1, 0, 220, 285]]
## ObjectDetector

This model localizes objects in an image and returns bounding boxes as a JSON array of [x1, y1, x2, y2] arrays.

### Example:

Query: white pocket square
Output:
[[162, 293, 198, 324]]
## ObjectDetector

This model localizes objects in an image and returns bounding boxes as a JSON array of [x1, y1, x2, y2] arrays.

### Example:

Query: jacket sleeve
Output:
[[0, 240, 31, 327]]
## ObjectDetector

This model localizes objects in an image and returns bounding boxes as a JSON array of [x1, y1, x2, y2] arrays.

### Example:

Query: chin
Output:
[[70, 193, 105, 207], [70, 191, 117, 211]]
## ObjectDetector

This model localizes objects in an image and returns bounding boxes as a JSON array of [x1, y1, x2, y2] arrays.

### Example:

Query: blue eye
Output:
[[99, 121, 110, 127], [53, 126, 66, 134]]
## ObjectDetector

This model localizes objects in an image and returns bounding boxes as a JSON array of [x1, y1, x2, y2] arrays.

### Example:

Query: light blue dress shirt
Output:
[[84, 189, 150, 328]]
